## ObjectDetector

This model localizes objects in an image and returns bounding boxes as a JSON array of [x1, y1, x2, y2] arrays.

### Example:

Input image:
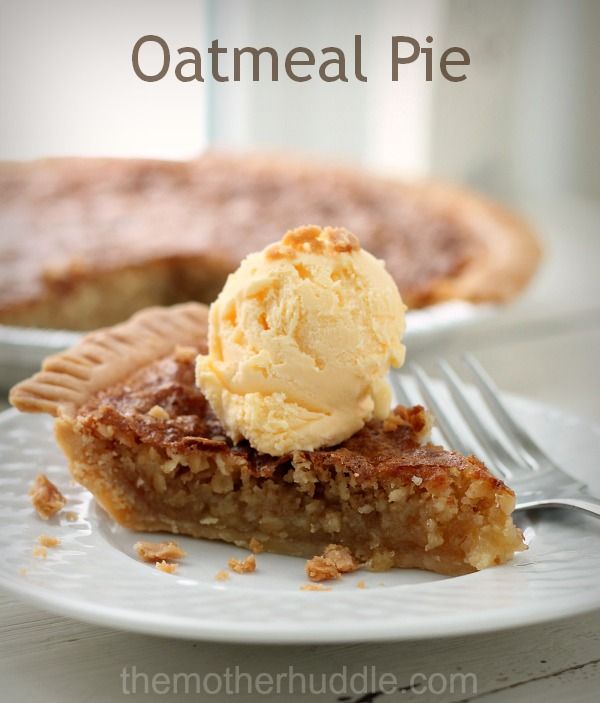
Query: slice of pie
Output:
[[0, 154, 540, 330], [10, 303, 525, 576]]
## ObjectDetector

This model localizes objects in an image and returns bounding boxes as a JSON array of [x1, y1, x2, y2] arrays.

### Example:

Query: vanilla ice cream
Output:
[[196, 225, 406, 455]]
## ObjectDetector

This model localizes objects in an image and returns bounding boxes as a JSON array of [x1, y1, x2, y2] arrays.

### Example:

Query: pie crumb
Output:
[[134, 540, 186, 563], [155, 560, 177, 574], [29, 474, 66, 520], [322, 544, 359, 573], [64, 511, 78, 522], [18, 567, 27, 576], [249, 537, 265, 554], [37, 534, 60, 548], [228, 555, 256, 574], [356, 580, 366, 589], [300, 584, 332, 592], [305, 555, 341, 582], [215, 570, 230, 581], [305, 544, 359, 582], [148, 405, 170, 421], [32, 545, 47, 559]]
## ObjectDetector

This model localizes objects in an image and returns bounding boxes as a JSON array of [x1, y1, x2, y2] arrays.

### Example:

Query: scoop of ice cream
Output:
[[196, 225, 406, 455]]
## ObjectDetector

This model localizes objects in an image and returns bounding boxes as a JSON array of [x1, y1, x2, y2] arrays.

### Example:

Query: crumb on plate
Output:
[[64, 511, 78, 522], [322, 544, 359, 573], [32, 545, 47, 559], [228, 554, 256, 574], [155, 560, 177, 574], [305, 544, 359, 582], [300, 584, 332, 592], [305, 555, 341, 582], [215, 570, 230, 581], [357, 580, 366, 589], [134, 540, 186, 563], [29, 474, 66, 520], [37, 534, 60, 548]]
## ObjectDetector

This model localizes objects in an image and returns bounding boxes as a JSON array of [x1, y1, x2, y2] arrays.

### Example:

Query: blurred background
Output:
[[1, 0, 599, 202]]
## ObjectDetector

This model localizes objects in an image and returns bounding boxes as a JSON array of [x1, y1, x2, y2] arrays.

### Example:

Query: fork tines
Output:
[[390, 355, 553, 482]]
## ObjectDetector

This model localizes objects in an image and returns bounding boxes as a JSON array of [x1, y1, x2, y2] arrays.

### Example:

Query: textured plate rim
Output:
[[3, 575, 600, 644]]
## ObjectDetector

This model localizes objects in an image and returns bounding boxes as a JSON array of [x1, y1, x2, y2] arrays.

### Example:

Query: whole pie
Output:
[[0, 153, 540, 330], [10, 303, 525, 575]]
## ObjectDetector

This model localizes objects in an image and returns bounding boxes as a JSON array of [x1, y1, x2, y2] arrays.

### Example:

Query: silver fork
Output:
[[390, 354, 600, 518]]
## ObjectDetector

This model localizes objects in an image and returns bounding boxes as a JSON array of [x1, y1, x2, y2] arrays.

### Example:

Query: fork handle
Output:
[[517, 497, 600, 519]]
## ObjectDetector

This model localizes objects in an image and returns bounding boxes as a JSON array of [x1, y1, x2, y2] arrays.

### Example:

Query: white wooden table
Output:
[[1, 197, 599, 702]]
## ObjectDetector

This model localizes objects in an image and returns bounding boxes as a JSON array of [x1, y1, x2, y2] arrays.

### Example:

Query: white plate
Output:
[[0, 394, 599, 644]]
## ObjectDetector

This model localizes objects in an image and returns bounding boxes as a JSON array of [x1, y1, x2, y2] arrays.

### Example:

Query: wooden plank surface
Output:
[[1, 590, 598, 702]]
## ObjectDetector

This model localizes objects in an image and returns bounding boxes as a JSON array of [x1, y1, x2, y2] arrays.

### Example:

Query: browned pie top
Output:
[[0, 153, 519, 312], [9, 302, 511, 492], [76, 347, 509, 491]]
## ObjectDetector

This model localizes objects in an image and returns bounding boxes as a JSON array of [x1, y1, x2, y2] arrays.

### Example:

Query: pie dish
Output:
[[9, 303, 525, 576], [0, 153, 541, 330]]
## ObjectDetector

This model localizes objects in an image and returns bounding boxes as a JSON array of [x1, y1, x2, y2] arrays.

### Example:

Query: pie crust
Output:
[[10, 303, 526, 575], [0, 154, 541, 329]]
